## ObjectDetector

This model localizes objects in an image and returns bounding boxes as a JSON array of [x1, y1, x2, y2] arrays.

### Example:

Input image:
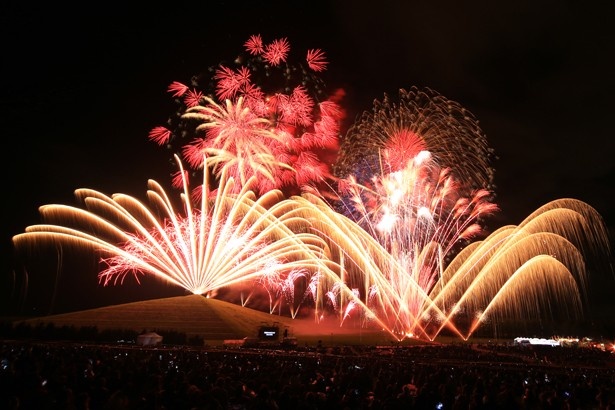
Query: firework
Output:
[[299, 193, 608, 340], [333, 151, 498, 331], [334, 86, 495, 193], [12, 157, 610, 340], [12, 155, 344, 315], [10, 34, 613, 342], [149, 34, 345, 197], [307, 85, 609, 339]]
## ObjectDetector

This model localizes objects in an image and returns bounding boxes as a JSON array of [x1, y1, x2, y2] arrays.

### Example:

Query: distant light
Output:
[[514, 337, 560, 346]]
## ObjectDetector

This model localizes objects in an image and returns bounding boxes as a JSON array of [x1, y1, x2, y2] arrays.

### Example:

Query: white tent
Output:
[[136, 332, 163, 346]]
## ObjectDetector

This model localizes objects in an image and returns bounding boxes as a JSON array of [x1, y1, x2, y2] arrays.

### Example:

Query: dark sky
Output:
[[2, 1, 614, 316]]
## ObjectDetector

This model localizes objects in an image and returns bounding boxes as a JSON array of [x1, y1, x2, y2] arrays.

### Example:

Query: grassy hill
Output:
[[14, 295, 403, 346]]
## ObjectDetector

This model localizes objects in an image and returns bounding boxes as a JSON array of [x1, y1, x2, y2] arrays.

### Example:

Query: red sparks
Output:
[[244, 34, 264, 55], [182, 139, 209, 170], [151, 35, 344, 197], [313, 116, 340, 148], [294, 151, 329, 186], [263, 38, 290, 66], [214, 66, 251, 101], [148, 126, 171, 146], [167, 81, 189, 97], [306, 48, 328, 72], [289, 86, 315, 126], [382, 129, 428, 171], [183, 89, 204, 108], [244, 92, 271, 117], [171, 169, 190, 189], [319, 99, 344, 118], [276, 86, 314, 126]]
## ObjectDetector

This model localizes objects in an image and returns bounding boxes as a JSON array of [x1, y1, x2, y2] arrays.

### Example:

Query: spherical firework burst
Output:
[[334, 86, 495, 193]]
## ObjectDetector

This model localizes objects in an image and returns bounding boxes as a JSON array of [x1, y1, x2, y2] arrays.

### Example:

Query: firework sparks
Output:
[[12, 156, 344, 311], [307, 85, 609, 340], [180, 96, 289, 190], [150, 35, 345, 197], [296, 192, 609, 340], [334, 86, 495, 193]]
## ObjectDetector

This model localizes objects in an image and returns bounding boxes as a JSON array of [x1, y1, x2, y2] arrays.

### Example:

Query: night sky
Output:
[[2, 1, 614, 317]]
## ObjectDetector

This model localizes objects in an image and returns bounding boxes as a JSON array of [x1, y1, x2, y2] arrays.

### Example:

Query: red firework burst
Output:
[[149, 35, 345, 197]]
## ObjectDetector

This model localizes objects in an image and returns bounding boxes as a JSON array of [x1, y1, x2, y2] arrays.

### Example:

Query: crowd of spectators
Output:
[[1, 340, 614, 409]]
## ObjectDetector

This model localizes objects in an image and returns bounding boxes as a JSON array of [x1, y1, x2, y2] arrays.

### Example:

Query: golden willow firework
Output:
[[297, 193, 609, 340], [12, 155, 349, 314]]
